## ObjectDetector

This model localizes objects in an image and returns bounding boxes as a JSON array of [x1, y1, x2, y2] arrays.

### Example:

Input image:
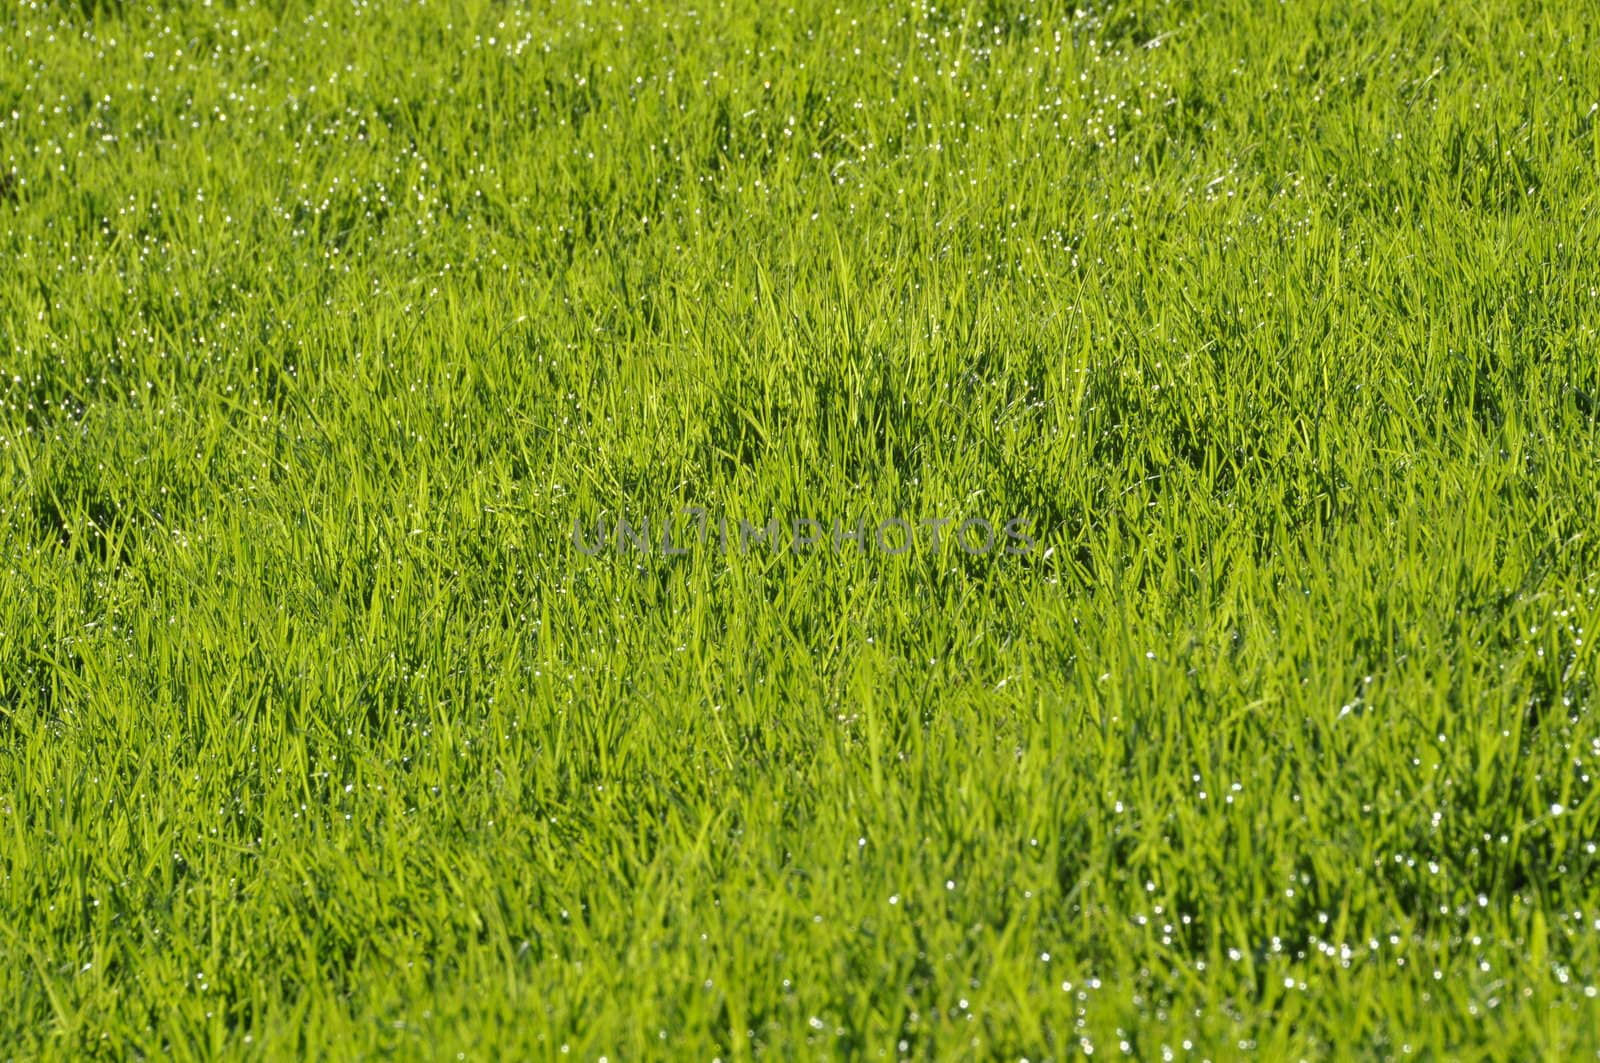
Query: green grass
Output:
[[4, 0, 1600, 1057]]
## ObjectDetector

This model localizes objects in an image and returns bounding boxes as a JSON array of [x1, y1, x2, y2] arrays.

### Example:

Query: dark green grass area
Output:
[[4, 0, 1600, 1056]]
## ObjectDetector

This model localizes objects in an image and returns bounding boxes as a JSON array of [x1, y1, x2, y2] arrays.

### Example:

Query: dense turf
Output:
[[4, 0, 1600, 1057]]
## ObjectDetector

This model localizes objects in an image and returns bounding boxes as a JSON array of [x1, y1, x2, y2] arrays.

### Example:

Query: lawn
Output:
[[3, 0, 1600, 1057]]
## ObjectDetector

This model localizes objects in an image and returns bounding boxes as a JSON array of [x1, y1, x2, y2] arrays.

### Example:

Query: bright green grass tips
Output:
[[3, 0, 1600, 1058]]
